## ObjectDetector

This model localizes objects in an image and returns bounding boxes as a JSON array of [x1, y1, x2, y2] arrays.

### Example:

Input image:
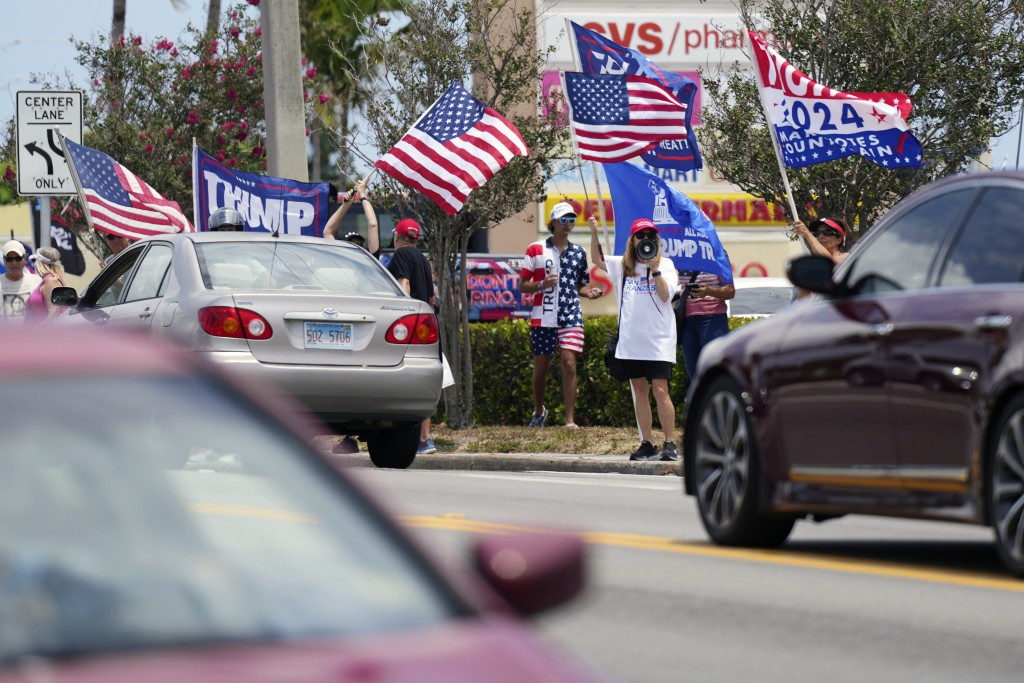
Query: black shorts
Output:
[[621, 359, 673, 381]]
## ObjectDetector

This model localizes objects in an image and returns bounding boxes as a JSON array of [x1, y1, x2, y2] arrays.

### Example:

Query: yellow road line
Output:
[[400, 515, 1024, 593]]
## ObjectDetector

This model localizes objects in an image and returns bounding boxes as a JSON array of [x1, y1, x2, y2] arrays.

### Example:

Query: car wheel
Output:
[[690, 376, 794, 547], [366, 423, 420, 469], [987, 394, 1024, 577]]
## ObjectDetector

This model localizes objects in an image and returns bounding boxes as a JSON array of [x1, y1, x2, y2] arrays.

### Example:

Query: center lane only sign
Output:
[[16, 90, 83, 196]]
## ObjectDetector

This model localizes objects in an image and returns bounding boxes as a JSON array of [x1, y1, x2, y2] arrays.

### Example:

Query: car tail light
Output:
[[385, 313, 438, 344], [198, 306, 273, 340]]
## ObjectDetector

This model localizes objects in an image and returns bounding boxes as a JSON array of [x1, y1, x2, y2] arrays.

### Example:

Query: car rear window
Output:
[[196, 242, 401, 295]]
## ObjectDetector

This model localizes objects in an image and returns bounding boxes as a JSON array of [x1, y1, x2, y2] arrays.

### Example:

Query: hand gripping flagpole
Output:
[[564, 19, 612, 254]]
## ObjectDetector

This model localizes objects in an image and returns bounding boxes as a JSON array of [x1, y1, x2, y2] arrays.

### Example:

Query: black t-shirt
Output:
[[387, 246, 433, 304]]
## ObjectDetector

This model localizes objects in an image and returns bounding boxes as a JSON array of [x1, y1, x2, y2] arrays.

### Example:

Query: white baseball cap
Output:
[[550, 202, 577, 221], [3, 240, 26, 257]]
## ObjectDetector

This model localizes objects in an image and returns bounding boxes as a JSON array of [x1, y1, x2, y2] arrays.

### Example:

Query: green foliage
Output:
[[701, 0, 1024, 243], [438, 316, 759, 427]]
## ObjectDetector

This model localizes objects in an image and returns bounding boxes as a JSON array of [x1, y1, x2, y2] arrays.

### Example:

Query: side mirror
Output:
[[51, 286, 80, 308], [473, 531, 585, 617], [786, 255, 839, 295]]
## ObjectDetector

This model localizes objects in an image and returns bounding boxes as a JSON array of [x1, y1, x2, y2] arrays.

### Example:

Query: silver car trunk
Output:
[[230, 292, 425, 367]]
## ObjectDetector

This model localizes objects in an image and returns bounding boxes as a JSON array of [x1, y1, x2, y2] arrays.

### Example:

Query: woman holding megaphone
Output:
[[590, 216, 681, 462]]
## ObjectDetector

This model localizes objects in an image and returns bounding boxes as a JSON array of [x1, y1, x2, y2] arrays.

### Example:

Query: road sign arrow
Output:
[[47, 129, 66, 158], [24, 142, 54, 175]]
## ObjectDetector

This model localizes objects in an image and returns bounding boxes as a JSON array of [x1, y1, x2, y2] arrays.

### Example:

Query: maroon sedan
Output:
[[0, 326, 607, 682], [682, 171, 1024, 577]]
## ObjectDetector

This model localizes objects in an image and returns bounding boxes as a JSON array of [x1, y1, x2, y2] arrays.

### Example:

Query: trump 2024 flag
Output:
[[562, 72, 688, 163], [61, 137, 193, 238], [747, 30, 923, 169], [375, 82, 529, 216]]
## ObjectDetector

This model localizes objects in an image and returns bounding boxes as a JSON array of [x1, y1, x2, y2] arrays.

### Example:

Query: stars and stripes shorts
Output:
[[530, 326, 584, 356]]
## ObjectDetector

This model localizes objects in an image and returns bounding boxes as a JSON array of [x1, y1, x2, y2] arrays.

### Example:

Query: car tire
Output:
[[987, 393, 1024, 577], [689, 376, 794, 547], [367, 423, 420, 469]]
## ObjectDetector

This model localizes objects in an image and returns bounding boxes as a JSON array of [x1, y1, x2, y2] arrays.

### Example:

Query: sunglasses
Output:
[[4, 255, 23, 262], [106, 233, 124, 241], [811, 229, 841, 239], [634, 231, 658, 239], [557, 216, 576, 225]]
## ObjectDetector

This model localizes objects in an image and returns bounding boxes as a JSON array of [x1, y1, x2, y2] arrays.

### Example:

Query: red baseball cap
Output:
[[630, 218, 659, 235], [395, 218, 421, 240]]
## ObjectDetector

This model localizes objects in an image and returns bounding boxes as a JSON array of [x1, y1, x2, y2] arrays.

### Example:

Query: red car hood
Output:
[[0, 618, 606, 683]]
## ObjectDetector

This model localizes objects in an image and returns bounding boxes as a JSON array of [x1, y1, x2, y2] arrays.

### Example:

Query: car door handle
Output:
[[868, 322, 894, 337], [974, 315, 1011, 331], [139, 308, 153, 320]]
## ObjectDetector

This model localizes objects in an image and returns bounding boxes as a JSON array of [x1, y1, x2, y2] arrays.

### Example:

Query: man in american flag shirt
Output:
[[519, 202, 604, 429]]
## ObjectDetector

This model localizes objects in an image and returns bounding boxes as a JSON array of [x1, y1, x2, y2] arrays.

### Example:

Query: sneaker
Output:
[[332, 436, 359, 454], [528, 406, 549, 428], [659, 440, 680, 461], [417, 439, 437, 455], [629, 440, 659, 461]]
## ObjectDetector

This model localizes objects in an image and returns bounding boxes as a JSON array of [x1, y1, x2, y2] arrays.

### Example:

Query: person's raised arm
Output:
[[355, 179, 380, 255], [323, 188, 356, 240], [793, 219, 831, 259], [588, 216, 606, 270]]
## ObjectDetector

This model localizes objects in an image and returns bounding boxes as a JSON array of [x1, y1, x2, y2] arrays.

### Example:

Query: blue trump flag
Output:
[[603, 161, 732, 282], [570, 21, 701, 171], [192, 145, 333, 235]]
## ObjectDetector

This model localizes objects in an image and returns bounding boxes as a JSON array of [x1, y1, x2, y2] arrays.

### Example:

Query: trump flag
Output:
[[375, 81, 529, 216], [562, 72, 688, 163], [603, 161, 732, 282], [569, 21, 702, 171], [61, 138, 193, 238], [748, 30, 923, 169]]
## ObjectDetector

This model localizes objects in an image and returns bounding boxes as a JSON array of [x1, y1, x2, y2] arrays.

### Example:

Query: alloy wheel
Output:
[[992, 408, 1024, 566], [695, 388, 751, 530]]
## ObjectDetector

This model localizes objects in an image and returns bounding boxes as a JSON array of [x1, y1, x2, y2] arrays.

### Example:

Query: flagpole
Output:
[[564, 19, 612, 254], [54, 130, 98, 236], [747, 34, 801, 227]]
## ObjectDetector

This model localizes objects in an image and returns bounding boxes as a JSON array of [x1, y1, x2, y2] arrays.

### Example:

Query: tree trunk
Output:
[[206, 0, 222, 34], [111, 0, 126, 43]]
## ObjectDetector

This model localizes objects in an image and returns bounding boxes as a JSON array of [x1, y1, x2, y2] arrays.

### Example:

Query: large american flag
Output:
[[374, 82, 529, 216], [62, 138, 193, 238], [562, 72, 688, 163]]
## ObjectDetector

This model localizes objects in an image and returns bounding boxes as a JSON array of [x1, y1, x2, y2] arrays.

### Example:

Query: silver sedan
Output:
[[55, 232, 441, 468]]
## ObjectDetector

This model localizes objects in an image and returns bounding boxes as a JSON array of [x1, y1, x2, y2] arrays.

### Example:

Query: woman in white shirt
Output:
[[590, 217, 680, 462]]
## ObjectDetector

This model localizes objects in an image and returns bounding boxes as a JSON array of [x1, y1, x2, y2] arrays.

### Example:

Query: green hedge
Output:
[[444, 315, 757, 427]]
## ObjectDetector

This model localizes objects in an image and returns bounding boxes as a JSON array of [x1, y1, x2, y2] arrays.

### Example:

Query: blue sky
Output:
[[3, 1, 1022, 169]]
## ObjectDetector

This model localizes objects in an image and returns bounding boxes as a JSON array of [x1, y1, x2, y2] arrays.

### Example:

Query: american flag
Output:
[[374, 82, 529, 216], [561, 72, 687, 163], [62, 138, 193, 239]]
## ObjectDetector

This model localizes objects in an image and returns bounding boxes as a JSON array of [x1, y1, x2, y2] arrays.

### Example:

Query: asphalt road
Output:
[[354, 468, 1024, 683]]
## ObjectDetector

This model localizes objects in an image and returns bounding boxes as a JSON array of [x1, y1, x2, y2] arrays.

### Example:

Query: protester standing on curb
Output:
[[793, 217, 849, 265], [679, 270, 735, 381], [24, 247, 67, 324], [387, 218, 439, 455], [519, 202, 602, 429], [590, 216, 680, 461], [2, 241, 41, 324]]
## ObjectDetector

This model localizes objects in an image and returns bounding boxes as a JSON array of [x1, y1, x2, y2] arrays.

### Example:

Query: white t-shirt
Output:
[[2, 272, 42, 323], [606, 256, 680, 362]]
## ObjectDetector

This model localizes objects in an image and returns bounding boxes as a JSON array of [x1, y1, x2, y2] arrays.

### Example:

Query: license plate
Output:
[[304, 322, 353, 349]]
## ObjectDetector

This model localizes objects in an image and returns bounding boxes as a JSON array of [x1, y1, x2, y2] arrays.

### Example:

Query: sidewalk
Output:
[[317, 437, 682, 476]]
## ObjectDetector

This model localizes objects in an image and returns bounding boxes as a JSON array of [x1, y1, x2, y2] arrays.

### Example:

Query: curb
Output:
[[324, 450, 682, 477]]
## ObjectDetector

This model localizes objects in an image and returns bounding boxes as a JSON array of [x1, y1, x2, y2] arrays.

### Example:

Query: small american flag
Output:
[[562, 72, 688, 163], [375, 82, 529, 216], [62, 138, 193, 239]]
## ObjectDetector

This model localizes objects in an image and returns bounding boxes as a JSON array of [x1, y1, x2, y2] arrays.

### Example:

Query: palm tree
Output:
[[111, 0, 191, 44]]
